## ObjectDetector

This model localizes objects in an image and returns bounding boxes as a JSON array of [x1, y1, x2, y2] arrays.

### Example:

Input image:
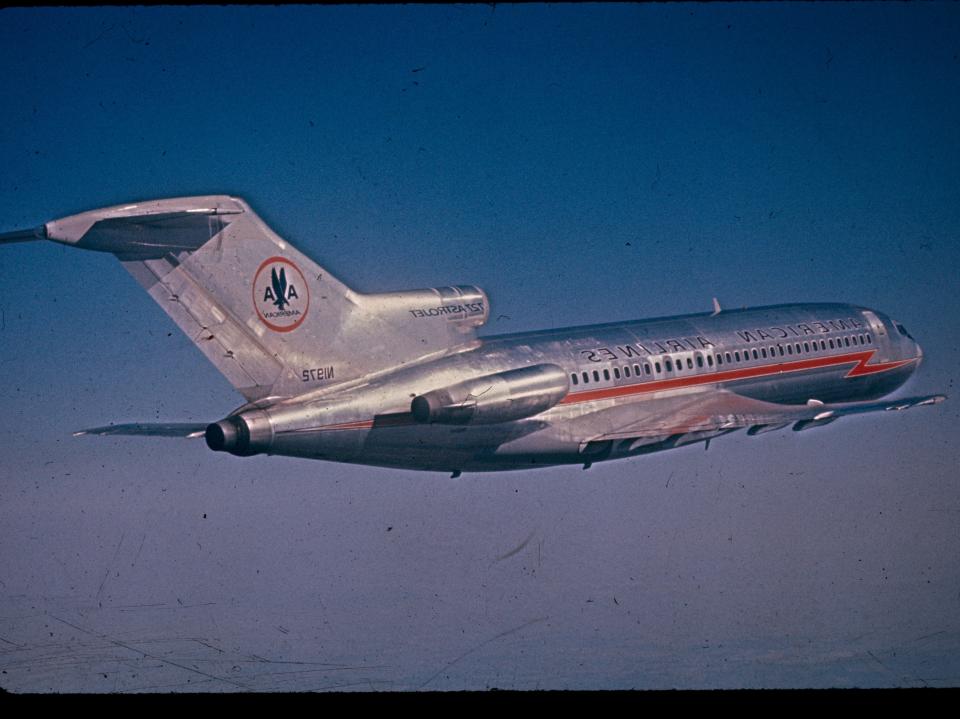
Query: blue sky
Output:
[[1, 4, 958, 691]]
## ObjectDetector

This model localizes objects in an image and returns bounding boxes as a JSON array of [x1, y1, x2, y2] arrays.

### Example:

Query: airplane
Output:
[[0, 195, 945, 475]]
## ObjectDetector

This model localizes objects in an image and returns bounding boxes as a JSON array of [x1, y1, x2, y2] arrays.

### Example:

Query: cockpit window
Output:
[[894, 322, 914, 340]]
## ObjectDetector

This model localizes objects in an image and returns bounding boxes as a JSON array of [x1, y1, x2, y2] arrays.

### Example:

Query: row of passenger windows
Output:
[[570, 333, 873, 386]]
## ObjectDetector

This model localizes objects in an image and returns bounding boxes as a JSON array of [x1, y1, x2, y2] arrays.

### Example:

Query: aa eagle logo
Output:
[[265, 266, 297, 310], [253, 256, 309, 332]]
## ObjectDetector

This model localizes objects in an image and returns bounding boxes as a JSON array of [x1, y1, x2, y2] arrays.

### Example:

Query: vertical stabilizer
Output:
[[36, 196, 488, 401]]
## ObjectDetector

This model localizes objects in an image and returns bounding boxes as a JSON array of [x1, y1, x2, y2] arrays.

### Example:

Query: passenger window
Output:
[[603, 369, 610, 381], [582, 372, 589, 384], [571, 373, 579, 386], [844, 337, 850, 347], [787, 345, 793, 355], [716, 354, 723, 366], [752, 349, 759, 360], [778, 345, 785, 356], [866, 334, 872, 344], [634, 364, 642, 376], [829, 339, 835, 349], [644, 363, 651, 375], [734, 351, 741, 362], [655, 361, 662, 373], [593, 370, 600, 382], [613, 367, 621, 380], [761, 348, 767, 359], [623, 365, 631, 378], [726, 352, 732, 363], [706, 355, 712, 367], [804, 342, 810, 352], [686, 357, 693, 369], [665, 359, 673, 372]]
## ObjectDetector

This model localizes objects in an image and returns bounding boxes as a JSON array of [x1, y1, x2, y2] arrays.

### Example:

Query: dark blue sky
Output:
[[1, 5, 958, 690]]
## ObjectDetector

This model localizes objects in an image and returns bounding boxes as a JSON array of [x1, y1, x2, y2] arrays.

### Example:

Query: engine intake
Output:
[[411, 364, 569, 425]]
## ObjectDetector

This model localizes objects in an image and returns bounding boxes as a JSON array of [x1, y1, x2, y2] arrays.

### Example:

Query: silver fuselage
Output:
[[235, 302, 921, 472], [5, 196, 935, 474]]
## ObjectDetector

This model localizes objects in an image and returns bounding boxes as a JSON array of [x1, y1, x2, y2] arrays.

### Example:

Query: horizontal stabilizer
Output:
[[0, 225, 46, 244], [74, 422, 208, 438]]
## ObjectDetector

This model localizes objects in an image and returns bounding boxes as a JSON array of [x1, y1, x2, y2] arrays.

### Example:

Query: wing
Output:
[[74, 423, 208, 439], [583, 389, 946, 445]]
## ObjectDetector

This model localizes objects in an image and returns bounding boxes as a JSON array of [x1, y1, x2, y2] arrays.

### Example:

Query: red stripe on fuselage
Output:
[[320, 419, 375, 431], [320, 415, 417, 431], [844, 352, 916, 377], [558, 350, 916, 406]]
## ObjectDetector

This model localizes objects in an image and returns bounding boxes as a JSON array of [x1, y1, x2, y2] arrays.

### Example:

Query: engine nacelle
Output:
[[411, 364, 570, 425], [205, 408, 273, 456]]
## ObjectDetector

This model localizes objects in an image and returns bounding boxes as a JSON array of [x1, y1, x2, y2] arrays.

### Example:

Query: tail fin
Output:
[[35, 195, 488, 401]]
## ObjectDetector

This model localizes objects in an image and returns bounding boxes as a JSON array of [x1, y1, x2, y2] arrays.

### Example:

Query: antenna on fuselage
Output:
[[711, 297, 722, 316]]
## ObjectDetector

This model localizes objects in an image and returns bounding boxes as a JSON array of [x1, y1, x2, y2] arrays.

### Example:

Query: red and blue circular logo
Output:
[[253, 256, 310, 332]]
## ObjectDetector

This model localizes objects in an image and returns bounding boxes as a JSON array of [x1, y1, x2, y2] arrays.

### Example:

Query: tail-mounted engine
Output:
[[411, 364, 569, 425], [205, 408, 273, 456]]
